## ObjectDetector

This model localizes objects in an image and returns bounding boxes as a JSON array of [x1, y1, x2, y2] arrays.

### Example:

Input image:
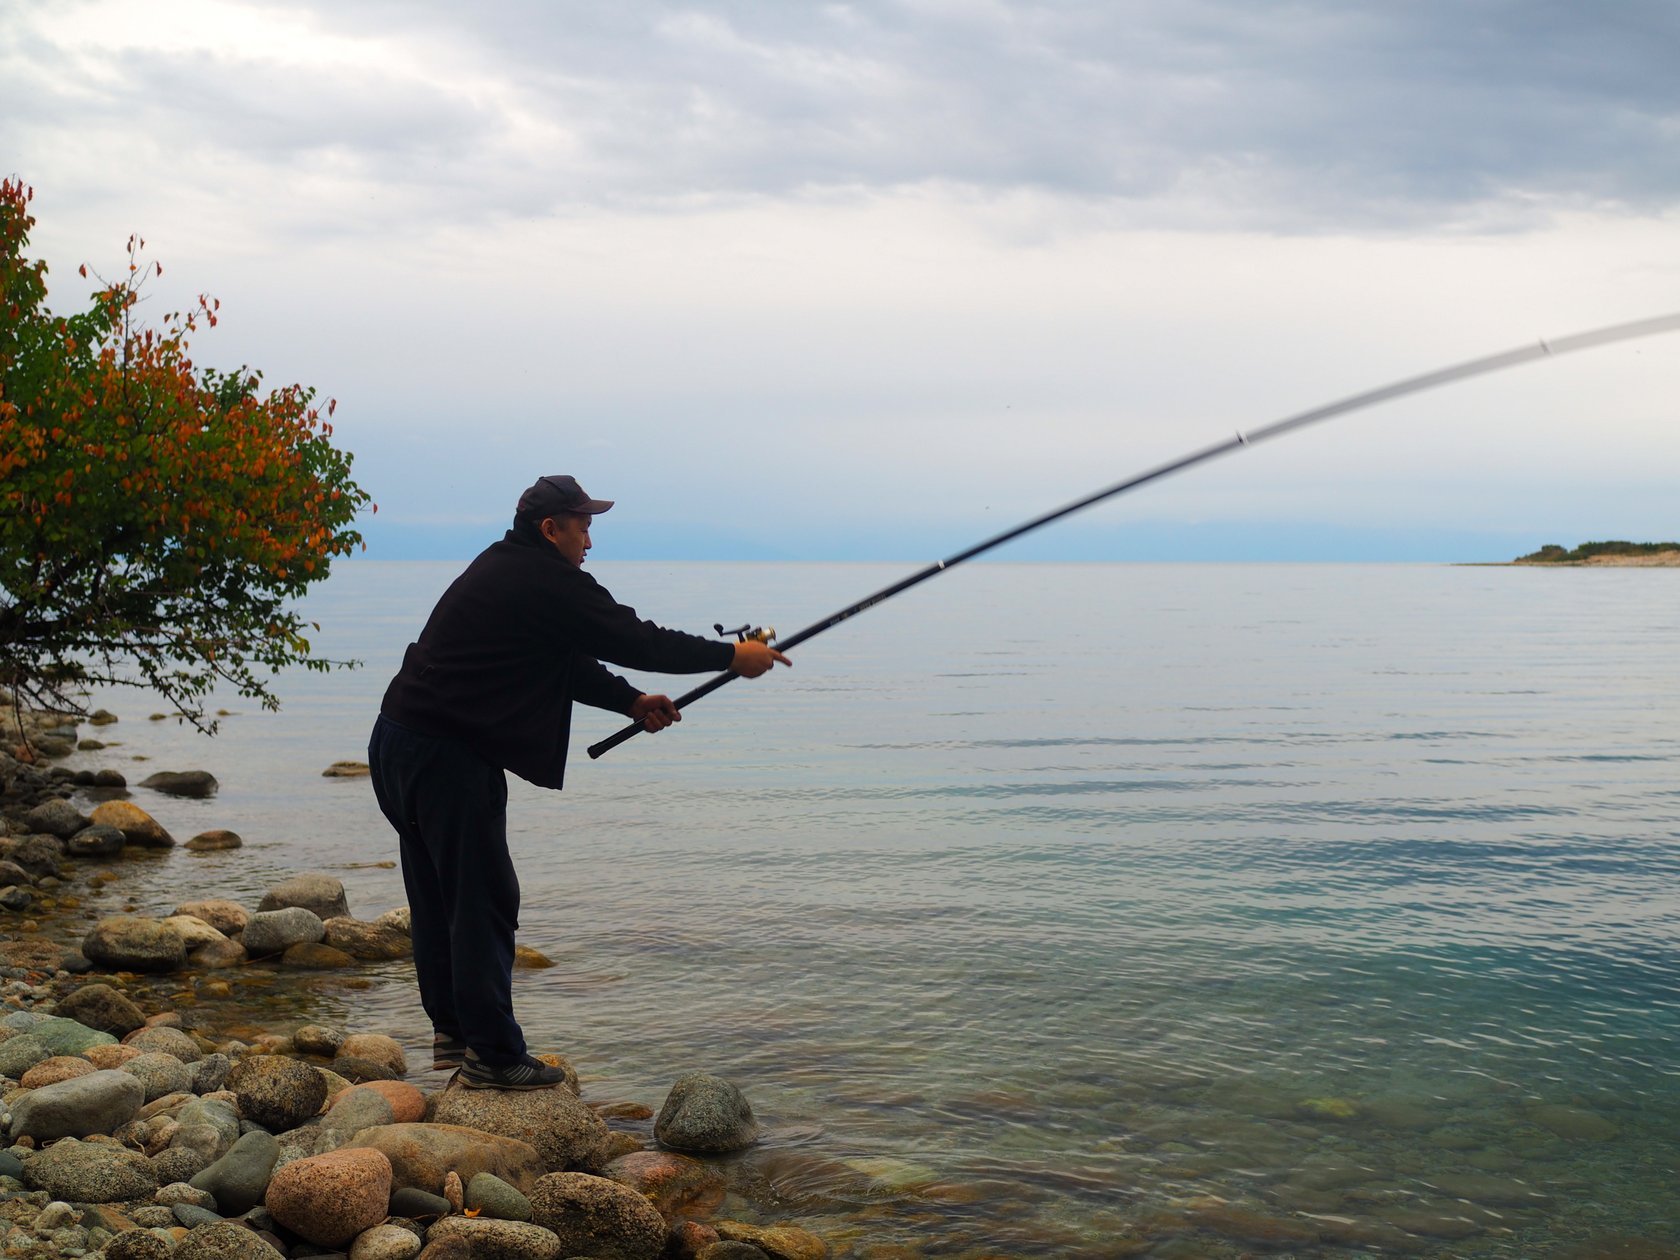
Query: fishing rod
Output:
[[589, 310, 1680, 760]]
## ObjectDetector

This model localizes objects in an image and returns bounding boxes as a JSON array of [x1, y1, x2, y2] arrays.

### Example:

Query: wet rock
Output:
[[323, 917, 414, 960], [195, 937, 250, 969], [265, 1146, 393, 1247], [1183, 1202, 1318, 1249], [124, 1052, 197, 1102], [66, 823, 128, 857], [162, 915, 231, 951], [174, 1219, 286, 1259], [425, 1216, 564, 1258], [350, 1123, 546, 1195], [513, 944, 554, 969], [431, 1070, 609, 1172], [227, 1055, 328, 1132], [335, 1054, 404, 1083], [1, 833, 66, 878], [23, 799, 88, 839], [10, 1068, 145, 1140], [84, 916, 189, 972], [283, 941, 357, 969], [89, 709, 119, 725], [1530, 1103, 1618, 1142], [294, 1024, 347, 1056], [1425, 1171, 1550, 1207], [191, 1130, 281, 1216], [258, 873, 349, 920], [124, 1024, 204, 1063], [140, 769, 219, 798], [337, 1034, 408, 1078], [22, 1135, 158, 1202], [373, 906, 411, 935], [89, 801, 176, 848], [603, 1151, 725, 1223], [172, 899, 249, 936], [655, 1073, 760, 1154], [322, 761, 370, 778], [54, 981, 147, 1036], [352, 1222, 425, 1260], [20, 1055, 97, 1088], [187, 830, 243, 851], [466, 1171, 533, 1222], [1378, 1205, 1485, 1239], [242, 907, 326, 957], [529, 1172, 668, 1260]]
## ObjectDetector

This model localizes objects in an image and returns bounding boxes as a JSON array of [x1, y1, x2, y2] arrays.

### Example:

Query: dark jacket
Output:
[[380, 524, 735, 788]]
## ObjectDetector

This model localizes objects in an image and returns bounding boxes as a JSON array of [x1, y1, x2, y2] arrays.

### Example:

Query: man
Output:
[[369, 475, 788, 1089]]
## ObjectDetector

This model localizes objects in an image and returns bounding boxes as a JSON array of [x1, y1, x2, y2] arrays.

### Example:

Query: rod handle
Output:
[[587, 669, 741, 759]]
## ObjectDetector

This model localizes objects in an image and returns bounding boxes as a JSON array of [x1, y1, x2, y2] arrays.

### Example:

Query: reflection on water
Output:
[[59, 562, 1680, 1256]]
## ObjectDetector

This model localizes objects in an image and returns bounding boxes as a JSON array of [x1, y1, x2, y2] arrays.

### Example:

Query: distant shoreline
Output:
[[1505, 551, 1680, 568]]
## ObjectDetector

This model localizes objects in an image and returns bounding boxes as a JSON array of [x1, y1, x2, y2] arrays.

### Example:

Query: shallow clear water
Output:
[[60, 561, 1680, 1257]]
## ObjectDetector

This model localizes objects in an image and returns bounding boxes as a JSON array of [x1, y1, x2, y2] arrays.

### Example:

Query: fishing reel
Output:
[[714, 622, 776, 644]]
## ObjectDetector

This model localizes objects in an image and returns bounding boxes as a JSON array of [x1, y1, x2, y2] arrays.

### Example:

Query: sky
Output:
[[3, 0, 1677, 561]]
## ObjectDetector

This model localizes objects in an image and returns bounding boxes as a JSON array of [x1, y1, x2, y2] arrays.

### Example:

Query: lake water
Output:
[[60, 560, 1680, 1258]]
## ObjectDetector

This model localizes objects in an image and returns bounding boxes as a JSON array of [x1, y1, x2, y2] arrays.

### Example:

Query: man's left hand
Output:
[[630, 693, 681, 732]]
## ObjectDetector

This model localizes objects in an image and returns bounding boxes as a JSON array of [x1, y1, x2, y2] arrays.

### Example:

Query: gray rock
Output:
[[653, 1073, 760, 1154], [226, 1055, 328, 1132], [66, 824, 128, 858], [23, 799, 88, 839], [22, 1136, 158, 1202], [321, 1086, 393, 1137], [2, 833, 65, 878], [174, 1202, 225, 1228], [0, 1149, 23, 1179], [125, 1024, 203, 1063], [193, 1053, 232, 1094], [191, 1129, 281, 1215], [257, 873, 349, 921], [528, 1172, 667, 1260], [139, 770, 219, 798], [31, 1015, 117, 1056], [150, 1143, 210, 1185], [10, 1068, 145, 1140], [157, 1181, 219, 1208], [83, 916, 189, 972], [292, 1024, 347, 1057], [466, 1171, 533, 1222], [124, 1051, 197, 1101], [174, 1220, 286, 1259], [0, 884, 33, 912], [241, 907, 326, 957], [174, 1097, 243, 1157], [131, 1206, 177, 1227], [53, 982, 146, 1036], [389, 1187, 452, 1218], [0, 1032, 51, 1079], [103, 1230, 174, 1260]]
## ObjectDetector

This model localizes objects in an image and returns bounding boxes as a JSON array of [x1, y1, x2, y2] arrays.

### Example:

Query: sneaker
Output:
[[432, 1033, 468, 1072], [458, 1051, 567, 1091]]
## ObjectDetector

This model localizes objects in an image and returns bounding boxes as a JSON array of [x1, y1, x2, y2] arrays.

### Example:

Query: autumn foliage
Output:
[[0, 179, 373, 728]]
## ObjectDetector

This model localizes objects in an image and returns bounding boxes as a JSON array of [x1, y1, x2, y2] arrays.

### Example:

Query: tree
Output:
[[0, 179, 373, 731]]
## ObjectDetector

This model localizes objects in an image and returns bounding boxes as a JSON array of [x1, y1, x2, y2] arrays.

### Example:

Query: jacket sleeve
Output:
[[559, 571, 737, 675], [572, 656, 643, 714]]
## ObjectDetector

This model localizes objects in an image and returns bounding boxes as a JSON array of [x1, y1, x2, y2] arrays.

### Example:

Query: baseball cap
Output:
[[516, 475, 614, 521]]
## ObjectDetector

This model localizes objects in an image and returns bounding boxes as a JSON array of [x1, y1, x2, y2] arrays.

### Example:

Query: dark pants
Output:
[[367, 714, 526, 1065]]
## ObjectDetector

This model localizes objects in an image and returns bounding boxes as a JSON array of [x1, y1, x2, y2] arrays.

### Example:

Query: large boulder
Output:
[[89, 800, 176, 848], [83, 916, 189, 973], [431, 1072, 610, 1173], [190, 1129, 281, 1215], [226, 1055, 328, 1132], [349, 1123, 547, 1195], [654, 1073, 760, 1154], [21, 1136, 157, 1202], [23, 798, 88, 838], [53, 982, 146, 1036], [265, 1146, 392, 1247], [139, 769, 218, 798], [9, 1068, 145, 1140], [241, 907, 325, 958], [528, 1172, 668, 1260], [257, 873, 349, 920]]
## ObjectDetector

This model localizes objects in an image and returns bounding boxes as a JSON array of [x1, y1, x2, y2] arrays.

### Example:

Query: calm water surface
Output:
[[65, 561, 1680, 1257]]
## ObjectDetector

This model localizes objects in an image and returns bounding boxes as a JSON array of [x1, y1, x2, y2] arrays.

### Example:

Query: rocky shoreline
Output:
[[0, 698, 835, 1260]]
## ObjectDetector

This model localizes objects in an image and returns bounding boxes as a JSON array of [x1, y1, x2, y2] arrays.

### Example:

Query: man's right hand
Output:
[[732, 640, 791, 677]]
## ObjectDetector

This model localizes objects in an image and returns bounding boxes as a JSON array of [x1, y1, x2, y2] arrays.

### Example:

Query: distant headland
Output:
[[1510, 541, 1680, 567]]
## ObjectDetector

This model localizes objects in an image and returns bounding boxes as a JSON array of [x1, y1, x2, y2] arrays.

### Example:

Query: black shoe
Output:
[[432, 1033, 468, 1072], [458, 1051, 567, 1091]]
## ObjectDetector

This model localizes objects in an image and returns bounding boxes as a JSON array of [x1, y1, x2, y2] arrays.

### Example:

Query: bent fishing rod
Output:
[[589, 310, 1680, 760]]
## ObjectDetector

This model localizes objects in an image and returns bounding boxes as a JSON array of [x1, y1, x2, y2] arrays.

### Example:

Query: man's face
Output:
[[542, 514, 592, 566]]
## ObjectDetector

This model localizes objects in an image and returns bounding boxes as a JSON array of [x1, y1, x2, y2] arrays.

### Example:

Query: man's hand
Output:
[[732, 640, 791, 678], [629, 693, 681, 732]]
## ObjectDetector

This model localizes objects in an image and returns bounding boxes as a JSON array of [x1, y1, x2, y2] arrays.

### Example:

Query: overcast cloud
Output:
[[2, 0, 1676, 559]]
